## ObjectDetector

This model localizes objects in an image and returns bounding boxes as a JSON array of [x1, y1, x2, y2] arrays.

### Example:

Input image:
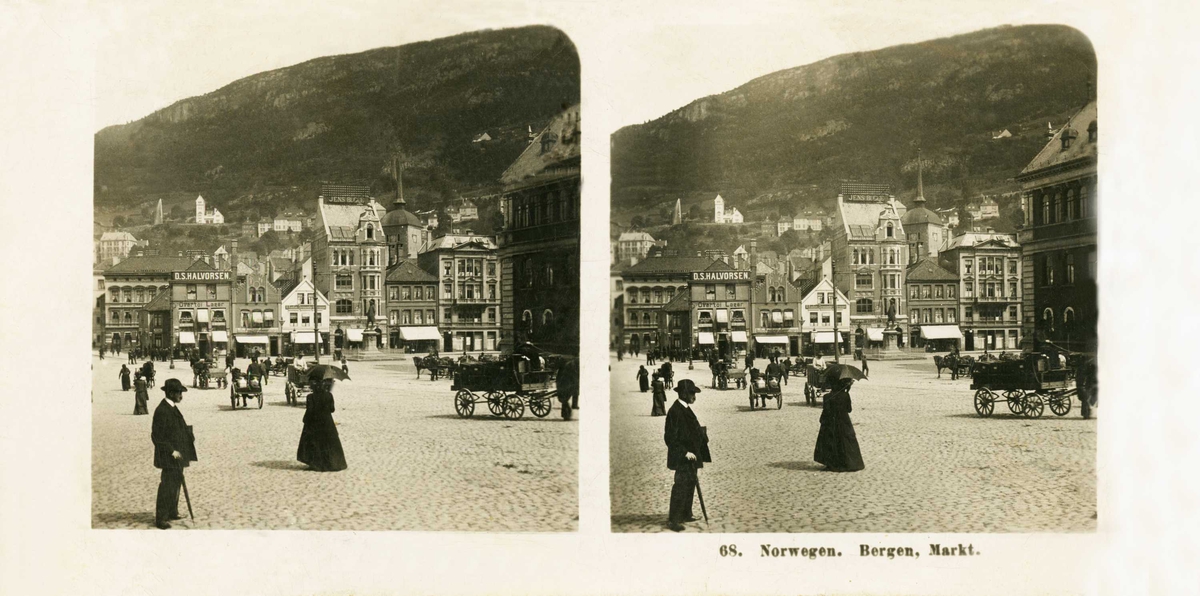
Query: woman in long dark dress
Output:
[[119, 365, 131, 391], [813, 378, 865, 472], [297, 378, 348, 472], [132, 374, 149, 415], [650, 372, 667, 416], [636, 365, 650, 393]]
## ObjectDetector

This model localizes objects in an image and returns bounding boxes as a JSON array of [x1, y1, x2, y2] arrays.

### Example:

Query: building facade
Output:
[[688, 268, 752, 359], [384, 259, 440, 352], [1017, 100, 1098, 353], [497, 104, 581, 355], [103, 255, 193, 352], [905, 258, 961, 350], [233, 272, 283, 357], [902, 152, 949, 263], [194, 195, 224, 224], [279, 278, 329, 357], [619, 255, 722, 354], [614, 231, 655, 266], [751, 270, 803, 357], [419, 234, 501, 353], [312, 184, 388, 350], [169, 261, 233, 359], [798, 278, 852, 357], [943, 232, 1023, 351], [830, 182, 910, 349], [98, 231, 138, 266]]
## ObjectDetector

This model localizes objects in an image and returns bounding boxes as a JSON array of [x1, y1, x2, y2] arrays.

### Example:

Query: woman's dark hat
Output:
[[674, 379, 702, 394], [161, 378, 188, 393]]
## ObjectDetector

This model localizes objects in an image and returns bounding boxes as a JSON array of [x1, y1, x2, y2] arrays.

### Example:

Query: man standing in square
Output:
[[664, 379, 711, 531], [151, 378, 198, 529]]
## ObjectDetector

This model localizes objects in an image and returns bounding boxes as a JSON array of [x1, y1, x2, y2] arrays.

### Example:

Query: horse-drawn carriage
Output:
[[284, 363, 314, 406], [748, 373, 784, 410], [803, 364, 834, 406], [934, 353, 975, 378], [414, 355, 457, 381], [451, 356, 557, 419], [970, 355, 1075, 418], [230, 373, 264, 409]]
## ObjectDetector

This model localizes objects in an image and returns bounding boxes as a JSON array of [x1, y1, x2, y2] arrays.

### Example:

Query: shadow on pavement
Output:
[[765, 461, 827, 472], [250, 460, 310, 471], [93, 511, 155, 527]]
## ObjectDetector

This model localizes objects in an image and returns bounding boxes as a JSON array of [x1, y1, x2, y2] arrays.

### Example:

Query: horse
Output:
[[934, 354, 951, 378]]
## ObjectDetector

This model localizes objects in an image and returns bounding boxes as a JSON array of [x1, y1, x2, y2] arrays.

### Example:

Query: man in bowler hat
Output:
[[664, 379, 711, 531], [151, 378, 198, 529]]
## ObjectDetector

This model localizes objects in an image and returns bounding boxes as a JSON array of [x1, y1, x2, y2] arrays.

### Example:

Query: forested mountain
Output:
[[610, 24, 1096, 223], [94, 25, 579, 224]]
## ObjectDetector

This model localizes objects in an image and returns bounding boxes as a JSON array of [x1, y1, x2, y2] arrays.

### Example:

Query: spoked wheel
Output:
[[1048, 390, 1072, 416], [529, 394, 552, 418], [973, 389, 995, 417], [776, 393, 784, 409], [504, 395, 525, 420], [454, 389, 475, 418], [1023, 391, 1045, 419], [485, 391, 506, 417], [1005, 389, 1026, 416], [257, 394, 264, 409]]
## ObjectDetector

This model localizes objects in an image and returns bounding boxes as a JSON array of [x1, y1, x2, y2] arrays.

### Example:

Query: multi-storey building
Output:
[[751, 269, 803, 357], [1017, 99, 1097, 353], [830, 182, 910, 350], [94, 268, 107, 348], [194, 195, 224, 225], [798, 277, 852, 357], [233, 272, 282, 357], [278, 278, 329, 357], [384, 259, 439, 352], [619, 254, 720, 354], [497, 104, 580, 355], [902, 152, 949, 263], [942, 231, 1023, 351], [140, 291, 172, 352], [98, 231, 138, 266], [686, 265, 749, 359], [103, 255, 193, 352], [169, 259, 233, 359], [312, 183, 388, 351], [381, 165, 432, 264], [614, 231, 655, 266], [905, 258, 961, 350], [419, 234, 501, 353]]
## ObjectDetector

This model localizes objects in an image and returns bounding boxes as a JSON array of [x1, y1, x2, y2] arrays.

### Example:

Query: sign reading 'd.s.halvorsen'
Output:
[[173, 271, 231, 281], [691, 270, 751, 282]]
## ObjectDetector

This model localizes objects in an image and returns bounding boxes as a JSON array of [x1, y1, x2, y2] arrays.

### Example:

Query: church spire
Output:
[[915, 148, 926, 205], [392, 155, 406, 208]]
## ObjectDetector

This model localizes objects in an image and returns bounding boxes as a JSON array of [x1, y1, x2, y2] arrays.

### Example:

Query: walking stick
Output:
[[180, 470, 195, 521], [692, 461, 709, 526]]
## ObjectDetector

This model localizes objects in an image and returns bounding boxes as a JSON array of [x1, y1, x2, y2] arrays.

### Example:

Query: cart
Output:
[[451, 357, 557, 420], [748, 375, 784, 410], [230, 374, 264, 409], [803, 365, 834, 406], [284, 364, 314, 406], [970, 356, 1075, 419]]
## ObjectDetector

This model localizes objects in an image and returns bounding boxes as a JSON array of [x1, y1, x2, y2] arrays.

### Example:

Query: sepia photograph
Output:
[[609, 24, 1098, 533], [91, 24, 581, 531]]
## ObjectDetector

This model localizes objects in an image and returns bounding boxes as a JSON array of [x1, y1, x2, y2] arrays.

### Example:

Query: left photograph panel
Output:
[[92, 25, 581, 531]]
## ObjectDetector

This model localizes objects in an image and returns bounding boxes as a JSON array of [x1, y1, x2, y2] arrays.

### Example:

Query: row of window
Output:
[[704, 284, 740, 301], [516, 257, 565, 289], [109, 285, 168, 303], [388, 309, 439, 325], [334, 274, 381, 291], [625, 286, 681, 305], [287, 312, 322, 325], [855, 273, 900, 290], [387, 285, 438, 301], [1038, 250, 1095, 287], [247, 286, 269, 303], [442, 282, 496, 300], [505, 188, 578, 230], [810, 311, 844, 325], [1031, 182, 1093, 227], [962, 281, 1019, 299], [184, 284, 220, 301], [442, 258, 495, 278], [909, 284, 958, 300], [330, 247, 382, 267], [765, 286, 788, 303], [910, 308, 958, 324]]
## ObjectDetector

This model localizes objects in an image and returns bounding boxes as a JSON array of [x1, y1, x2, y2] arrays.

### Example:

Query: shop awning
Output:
[[236, 335, 269, 344], [731, 331, 748, 343], [697, 332, 715, 345], [783, 311, 794, 321], [715, 309, 729, 323], [263, 311, 274, 321], [252, 311, 264, 324], [211, 330, 229, 343], [197, 309, 210, 323], [771, 311, 784, 324], [398, 326, 441, 341], [756, 335, 788, 344], [867, 328, 885, 342], [813, 331, 844, 344], [921, 325, 963, 340], [346, 329, 364, 342], [292, 331, 320, 344], [178, 331, 196, 344]]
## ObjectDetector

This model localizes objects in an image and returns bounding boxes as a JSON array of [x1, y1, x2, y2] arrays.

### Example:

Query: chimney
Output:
[[749, 238, 758, 270], [230, 238, 239, 275]]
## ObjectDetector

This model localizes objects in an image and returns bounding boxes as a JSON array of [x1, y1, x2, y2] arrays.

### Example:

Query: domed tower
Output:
[[380, 164, 429, 264], [901, 149, 947, 263]]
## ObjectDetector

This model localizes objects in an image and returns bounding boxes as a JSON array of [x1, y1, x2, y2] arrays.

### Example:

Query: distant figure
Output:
[[813, 378, 864, 472], [119, 365, 131, 391], [860, 355, 869, 379], [650, 373, 667, 416], [133, 373, 149, 415], [297, 378, 348, 472], [341, 359, 349, 376], [637, 365, 650, 393], [556, 357, 580, 419]]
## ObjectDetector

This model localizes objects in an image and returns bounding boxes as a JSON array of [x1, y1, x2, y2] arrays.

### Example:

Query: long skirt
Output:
[[813, 416, 865, 472], [133, 391, 149, 415], [651, 390, 667, 416], [297, 420, 348, 472], [121, 376, 131, 391], [638, 377, 649, 392]]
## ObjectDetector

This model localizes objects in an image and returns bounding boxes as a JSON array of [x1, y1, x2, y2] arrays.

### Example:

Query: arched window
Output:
[[366, 224, 374, 240], [522, 310, 533, 331], [542, 309, 554, 328], [111, 311, 119, 323], [110, 287, 120, 302], [123, 312, 132, 324], [642, 312, 651, 325], [886, 222, 894, 238], [1042, 308, 1055, 331], [1064, 307, 1076, 327], [123, 287, 132, 303], [769, 288, 776, 302]]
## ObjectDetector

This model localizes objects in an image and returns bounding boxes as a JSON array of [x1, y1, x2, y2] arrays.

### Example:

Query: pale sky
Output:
[[95, 0, 1104, 131]]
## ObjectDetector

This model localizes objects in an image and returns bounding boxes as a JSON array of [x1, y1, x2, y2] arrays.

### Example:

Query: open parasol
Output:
[[307, 364, 350, 382], [824, 363, 867, 381]]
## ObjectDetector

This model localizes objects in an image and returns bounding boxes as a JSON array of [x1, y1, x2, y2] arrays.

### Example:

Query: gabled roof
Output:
[[104, 255, 193, 275], [185, 258, 215, 271], [423, 234, 498, 252], [945, 232, 1018, 250], [1019, 100, 1097, 178], [623, 255, 721, 276], [319, 196, 386, 241], [906, 258, 959, 282], [386, 259, 437, 283], [100, 231, 137, 242], [617, 231, 655, 243], [500, 104, 581, 187], [142, 291, 171, 311], [236, 273, 282, 302], [662, 290, 691, 312], [704, 259, 735, 271]]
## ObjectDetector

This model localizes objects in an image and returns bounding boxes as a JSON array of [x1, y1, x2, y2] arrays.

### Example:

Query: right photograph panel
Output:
[[609, 24, 1098, 533]]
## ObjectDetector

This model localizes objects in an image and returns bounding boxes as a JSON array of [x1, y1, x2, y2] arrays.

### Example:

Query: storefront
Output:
[[809, 331, 846, 357], [397, 326, 441, 353], [235, 334, 270, 358], [919, 324, 963, 351], [288, 331, 328, 357], [688, 269, 751, 360], [754, 334, 790, 358]]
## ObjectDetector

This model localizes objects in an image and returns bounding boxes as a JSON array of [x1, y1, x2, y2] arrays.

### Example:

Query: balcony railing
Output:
[[974, 295, 1016, 303]]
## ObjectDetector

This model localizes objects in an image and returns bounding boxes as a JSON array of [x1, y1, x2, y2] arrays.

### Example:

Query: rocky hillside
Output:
[[95, 25, 579, 223], [611, 24, 1096, 223]]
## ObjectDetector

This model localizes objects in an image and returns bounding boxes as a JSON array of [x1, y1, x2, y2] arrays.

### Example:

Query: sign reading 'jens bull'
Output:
[[173, 271, 231, 282], [691, 270, 751, 282]]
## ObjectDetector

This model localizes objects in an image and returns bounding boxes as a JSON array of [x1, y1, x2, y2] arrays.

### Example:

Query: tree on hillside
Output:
[[687, 204, 703, 222], [630, 215, 645, 230]]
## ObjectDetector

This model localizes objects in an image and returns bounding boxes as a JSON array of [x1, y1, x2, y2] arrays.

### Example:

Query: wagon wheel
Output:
[[529, 393, 552, 418], [454, 390, 475, 418], [485, 391, 506, 417], [504, 394, 525, 420], [1048, 390, 1072, 417], [1023, 391, 1045, 419], [973, 389, 995, 417], [230, 390, 238, 409], [776, 392, 784, 410], [748, 389, 756, 410], [1005, 389, 1026, 416], [257, 394, 264, 409]]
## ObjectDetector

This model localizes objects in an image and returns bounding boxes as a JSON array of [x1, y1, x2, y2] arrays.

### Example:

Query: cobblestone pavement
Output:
[[610, 355, 1096, 533], [93, 354, 577, 531]]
